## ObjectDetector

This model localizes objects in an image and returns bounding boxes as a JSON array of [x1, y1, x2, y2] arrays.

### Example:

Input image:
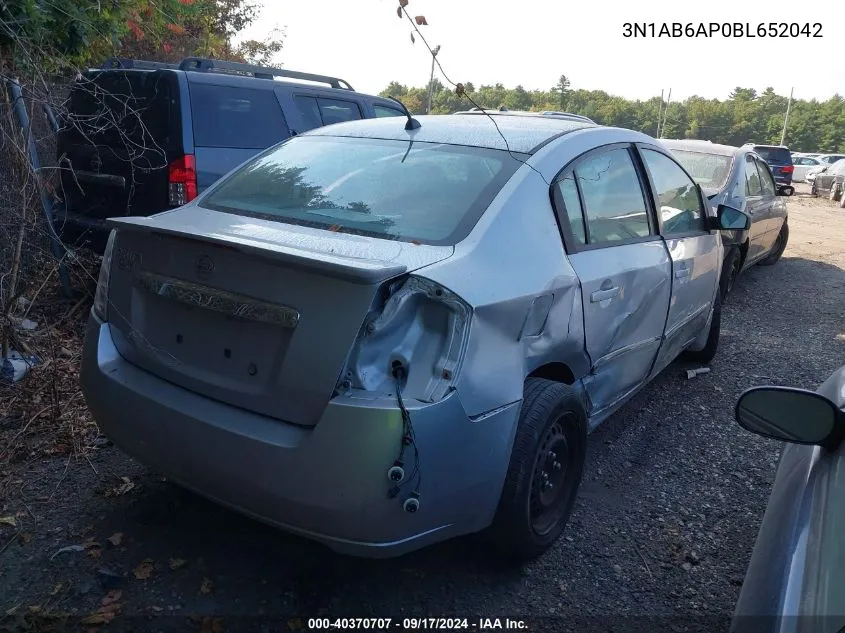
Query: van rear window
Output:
[[753, 146, 791, 165], [189, 84, 290, 149], [65, 71, 175, 150]]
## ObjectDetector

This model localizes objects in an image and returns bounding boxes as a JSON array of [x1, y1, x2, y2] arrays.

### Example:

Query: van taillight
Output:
[[168, 155, 198, 206]]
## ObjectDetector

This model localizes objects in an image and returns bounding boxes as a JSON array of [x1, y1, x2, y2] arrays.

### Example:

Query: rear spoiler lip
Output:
[[106, 216, 409, 285]]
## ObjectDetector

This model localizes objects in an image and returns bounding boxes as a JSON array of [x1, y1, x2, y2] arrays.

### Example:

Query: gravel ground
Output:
[[1, 185, 844, 632]]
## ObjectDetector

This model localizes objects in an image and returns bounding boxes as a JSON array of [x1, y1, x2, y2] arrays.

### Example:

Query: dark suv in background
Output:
[[56, 57, 406, 252], [743, 144, 793, 190]]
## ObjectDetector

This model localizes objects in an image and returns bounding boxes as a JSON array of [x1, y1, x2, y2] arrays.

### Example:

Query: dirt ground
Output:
[[1, 184, 844, 632]]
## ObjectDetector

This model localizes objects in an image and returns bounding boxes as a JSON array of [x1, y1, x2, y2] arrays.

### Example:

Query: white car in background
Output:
[[792, 155, 822, 182]]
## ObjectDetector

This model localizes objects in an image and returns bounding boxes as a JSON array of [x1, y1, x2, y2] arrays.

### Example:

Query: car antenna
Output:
[[387, 96, 421, 131]]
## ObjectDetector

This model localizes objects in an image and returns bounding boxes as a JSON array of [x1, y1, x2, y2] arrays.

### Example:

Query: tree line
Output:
[[380, 76, 845, 153]]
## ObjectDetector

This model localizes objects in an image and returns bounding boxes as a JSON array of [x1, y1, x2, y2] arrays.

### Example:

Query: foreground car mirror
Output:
[[712, 204, 750, 231], [777, 185, 795, 197], [735, 386, 845, 451]]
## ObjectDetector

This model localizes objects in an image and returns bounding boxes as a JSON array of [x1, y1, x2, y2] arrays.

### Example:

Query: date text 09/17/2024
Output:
[[306, 618, 528, 631], [622, 22, 823, 38]]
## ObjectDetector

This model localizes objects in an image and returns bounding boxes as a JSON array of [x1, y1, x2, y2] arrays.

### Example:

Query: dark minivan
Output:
[[743, 144, 793, 188], [55, 57, 406, 252]]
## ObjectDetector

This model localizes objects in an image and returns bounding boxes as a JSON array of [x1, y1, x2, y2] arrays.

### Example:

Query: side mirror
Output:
[[777, 185, 795, 197], [714, 204, 750, 231], [736, 386, 844, 451]]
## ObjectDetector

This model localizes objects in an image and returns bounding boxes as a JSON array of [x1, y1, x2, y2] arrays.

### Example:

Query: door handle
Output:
[[591, 286, 620, 303], [675, 267, 691, 280]]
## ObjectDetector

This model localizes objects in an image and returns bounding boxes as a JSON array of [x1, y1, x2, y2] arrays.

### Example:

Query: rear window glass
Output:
[[670, 150, 734, 191], [190, 84, 289, 149], [752, 146, 791, 164], [65, 71, 176, 151], [199, 136, 524, 245]]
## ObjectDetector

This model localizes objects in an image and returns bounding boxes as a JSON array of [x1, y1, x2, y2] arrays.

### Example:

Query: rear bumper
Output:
[[81, 314, 520, 558]]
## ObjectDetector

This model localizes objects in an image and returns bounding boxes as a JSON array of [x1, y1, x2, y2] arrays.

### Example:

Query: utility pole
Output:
[[426, 45, 441, 114], [656, 89, 664, 138], [661, 88, 672, 139], [780, 87, 794, 146]]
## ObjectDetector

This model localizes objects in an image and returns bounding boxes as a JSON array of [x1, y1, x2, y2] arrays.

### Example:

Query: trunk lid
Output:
[[105, 206, 453, 426], [57, 70, 182, 219]]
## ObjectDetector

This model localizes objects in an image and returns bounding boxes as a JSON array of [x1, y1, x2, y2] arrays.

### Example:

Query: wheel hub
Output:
[[529, 416, 577, 535]]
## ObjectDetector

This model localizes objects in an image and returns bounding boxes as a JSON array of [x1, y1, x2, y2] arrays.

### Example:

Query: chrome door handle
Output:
[[591, 286, 620, 303]]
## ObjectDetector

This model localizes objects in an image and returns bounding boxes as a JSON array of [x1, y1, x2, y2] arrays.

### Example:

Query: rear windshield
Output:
[[65, 71, 176, 151], [670, 150, 734, 191], [189, 84, 290, 149], [199, 136, 525, 245], [752, 146, 791, 164]]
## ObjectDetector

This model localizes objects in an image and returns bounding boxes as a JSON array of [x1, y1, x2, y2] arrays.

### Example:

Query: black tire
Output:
[[840, 190, 845, 209], [810, 181, 818, 197], [681, 291, 721, 364], [830, 184, 841, 202], [719, 247, 741, 302], [486, 378, 587, 560], [760, 223, 789, 266]]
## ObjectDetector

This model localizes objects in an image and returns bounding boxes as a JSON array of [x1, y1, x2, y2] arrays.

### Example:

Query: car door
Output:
[[637, 146, 720, 373], [742, 155, 769, 263], [753, 157, 783, 253], [550, 144, 672, 417]]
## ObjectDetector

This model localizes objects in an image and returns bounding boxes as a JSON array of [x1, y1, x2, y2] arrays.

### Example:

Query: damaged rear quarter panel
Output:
[[419, 167, 588, 419]]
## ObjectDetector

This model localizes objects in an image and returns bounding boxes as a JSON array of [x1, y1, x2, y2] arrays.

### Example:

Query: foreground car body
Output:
[[82, 114, 742, 558], [662, 139, 791, 300], [731, 367, 845, 633]]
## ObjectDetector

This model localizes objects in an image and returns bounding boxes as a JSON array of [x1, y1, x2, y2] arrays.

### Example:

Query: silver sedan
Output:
[[81, 113, 745, 559]]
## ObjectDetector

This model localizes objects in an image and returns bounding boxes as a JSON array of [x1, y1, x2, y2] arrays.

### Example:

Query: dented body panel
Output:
[[81, 116, 724, 557]]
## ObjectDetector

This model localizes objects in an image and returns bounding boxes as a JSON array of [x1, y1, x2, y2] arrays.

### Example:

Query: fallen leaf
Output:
[[0, 516, 17, 528], [81, 603, 122, 625], [88, 548, 103, 559], [288, 618, 303, 631], [28, 606, 41, 614], [106, 532, 124, 547], [410, 32, 415, 43], [199, 577, 214, 594], [328, 224, 341, 232], [396, 5, 402, 17], [102, 590, 122, 607], [169, 558, 187, 570], [414, 15, 428, 25], [50, 583, 65, 596], [134, 559, 154, 580], [200, 617, 223, 633], [399, 0, 408, 6], [106, 477, 136, 497], [18, 532, 31, 545]]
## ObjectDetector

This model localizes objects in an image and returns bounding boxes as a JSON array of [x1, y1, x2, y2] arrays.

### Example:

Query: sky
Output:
[[241, 0, 842, 103]]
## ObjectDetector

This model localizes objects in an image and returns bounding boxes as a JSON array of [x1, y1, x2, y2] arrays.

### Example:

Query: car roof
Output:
[[744, 143, 791, 150], [660, 138, 741, 157], [302, 114, 598, 154], [454, 109, 596, 124]]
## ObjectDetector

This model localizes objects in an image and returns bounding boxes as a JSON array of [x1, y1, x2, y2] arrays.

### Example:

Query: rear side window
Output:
[[373, 105, 405, 118], [293, 96, 362, 131], [190, 84, 289, 149], [574, 148, 652, 244], [555, 174, 586, 246], [199, 136, 523, 245], [752, 146, 791, 165]]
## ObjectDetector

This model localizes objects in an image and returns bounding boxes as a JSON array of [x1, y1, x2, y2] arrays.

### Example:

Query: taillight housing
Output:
[[781, 165, 794, 174], [338, 276, 471, 403], [168, 155, 198, 207], [93, 229, 117, 322]]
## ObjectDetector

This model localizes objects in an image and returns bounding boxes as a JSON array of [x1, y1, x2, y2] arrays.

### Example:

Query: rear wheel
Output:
[[719, 247, 742, 302], [810, 181, 818, 197], [760, 223, 789, 266], [486, 378, 587, 560], [840, 192, 845, 209], [830, 184, 842, 202], [681, 291, 721, 364]]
